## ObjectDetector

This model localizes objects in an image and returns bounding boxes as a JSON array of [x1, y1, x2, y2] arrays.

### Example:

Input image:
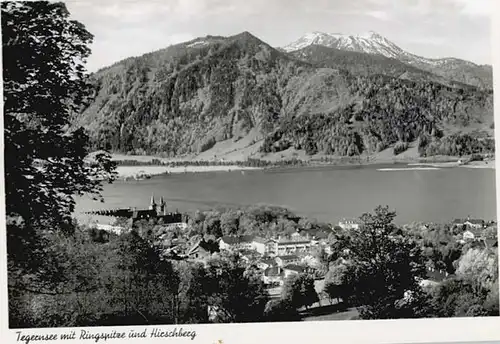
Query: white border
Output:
[[1, 1, 500, 343]]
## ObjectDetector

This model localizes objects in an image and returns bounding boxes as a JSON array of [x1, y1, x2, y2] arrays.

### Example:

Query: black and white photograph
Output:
[[1, 0, 499, 340]]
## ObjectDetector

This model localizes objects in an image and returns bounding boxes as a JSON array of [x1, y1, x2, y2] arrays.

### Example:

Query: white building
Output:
[[251, 237, 267, 255], [266, 237, 312, 256], [338, 219, 361, 230], [282, 264, 305, 279], [218, 235, 255, 251]]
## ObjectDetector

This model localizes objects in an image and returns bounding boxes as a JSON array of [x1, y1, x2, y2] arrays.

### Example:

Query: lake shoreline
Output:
[[116, 165, 262, 179], [112, 155, 495, 178]]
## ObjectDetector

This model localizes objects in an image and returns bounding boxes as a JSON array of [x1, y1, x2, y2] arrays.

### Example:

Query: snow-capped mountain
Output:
[[283, 31, 404, 59], [283, 31, 492, 89], [283, 31, 477, 66]]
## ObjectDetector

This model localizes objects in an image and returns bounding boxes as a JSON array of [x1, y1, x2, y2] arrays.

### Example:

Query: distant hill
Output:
[[288, 45, 470, 88], [282, 31, 493, 89], [76, 31, 494, 160]]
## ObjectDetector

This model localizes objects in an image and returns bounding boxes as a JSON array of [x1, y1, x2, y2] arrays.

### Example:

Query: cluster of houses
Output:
[[452, 217, 497, 247], [419, 217, 497, 287], [86, 198, 497, 291], [185, 232, 324, 287]]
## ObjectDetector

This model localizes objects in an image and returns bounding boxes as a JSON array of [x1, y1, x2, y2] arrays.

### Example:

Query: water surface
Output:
[[74, 165, 496, 225]]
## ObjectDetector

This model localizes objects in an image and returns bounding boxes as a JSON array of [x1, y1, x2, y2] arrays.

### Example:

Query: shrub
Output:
[[393, 141, 409, 155]]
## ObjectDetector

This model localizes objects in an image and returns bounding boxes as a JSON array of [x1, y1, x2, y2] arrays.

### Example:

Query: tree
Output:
[[2, 1, 116, 229], [8, 227, 112, 327], [344, 206, 432, 319], [176, 262, 211, 324], [4, 1, 117, 326], [203, 257, 269, 323], [104, 231, 179, 325], [281, 274, 319, 310], [483, 279, 499, 316], [263, 299, 301, 322], [202, 212, 223, 237], [323, 258, 355, 305], [220, 210, 240, 235], [456, 248, 498, 292]]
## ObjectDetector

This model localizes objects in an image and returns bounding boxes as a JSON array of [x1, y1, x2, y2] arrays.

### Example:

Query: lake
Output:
[[74, 165, 497, 226]]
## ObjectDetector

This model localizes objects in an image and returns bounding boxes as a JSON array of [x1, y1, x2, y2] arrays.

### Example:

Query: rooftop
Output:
[[220, 235, 255, 245], [277, 239, 311, 245], [259, 258, 276, 266], [454, 218, 485, 225], [252, 236, 267, 244], [283, 264, 305, 273], [240, 249, 261, 257], [339, 218, 361, 224], [465, 219, 485, 225], [264, 267, 283, 277], [277, 255, 299, 261]]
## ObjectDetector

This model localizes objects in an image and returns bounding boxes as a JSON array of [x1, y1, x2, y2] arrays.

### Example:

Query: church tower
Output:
[[149, 194, 157, 212], [159, 196, 166, 215]]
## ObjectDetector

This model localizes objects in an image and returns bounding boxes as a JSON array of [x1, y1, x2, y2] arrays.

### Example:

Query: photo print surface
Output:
[[2, 0, 497, 330]]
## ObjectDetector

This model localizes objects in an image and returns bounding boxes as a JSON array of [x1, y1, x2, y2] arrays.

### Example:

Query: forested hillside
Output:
[[261, 75, 494, 157], [283, 31, 493, 90], [76, 32, 494, 159], [400, 56, 493, 91], [289, 45, 468, 88]]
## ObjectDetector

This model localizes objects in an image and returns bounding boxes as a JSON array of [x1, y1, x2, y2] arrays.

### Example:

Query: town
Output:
[[86, 195, 498, 310]]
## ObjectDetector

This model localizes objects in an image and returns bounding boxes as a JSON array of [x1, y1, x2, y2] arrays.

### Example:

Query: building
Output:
[[338, 219, 361, 230], [252, 237, 267, 254], [464, 219, 485, 229], [262, 267, 284, 285], [130, 195, 184, 226], [265, 237, 312, 256], [218, 235, 268, 254], [275, 255, 300, 267], [85, 195, 187, 231], [257, 258, 276, 271], [282, 264, 306, 279], [186, 240, 213, 261], [463, 230, 476, 240], [265, 239, 279, 256], [239, 249, 261, 263], [454, 217, 485, 230], [218, 235, 255, 251]]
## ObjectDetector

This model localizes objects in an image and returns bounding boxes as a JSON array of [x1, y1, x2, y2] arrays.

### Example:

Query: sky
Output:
[[64, 0, 493, 72]]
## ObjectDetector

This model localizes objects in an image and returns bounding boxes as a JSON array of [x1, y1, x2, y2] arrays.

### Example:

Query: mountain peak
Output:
[[283, 31, 492, 89], [232, 31, 259, 41], [282, 31, 402, 58], [360, 30, 382, 39]]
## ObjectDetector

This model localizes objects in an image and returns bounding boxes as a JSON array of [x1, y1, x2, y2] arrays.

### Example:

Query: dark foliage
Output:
[[2, 1, 117, 228], [263, 299, 301, 322], [281, 274, 319, 310], [262, 77, 493, 157], [335, 206, 434, 319]]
